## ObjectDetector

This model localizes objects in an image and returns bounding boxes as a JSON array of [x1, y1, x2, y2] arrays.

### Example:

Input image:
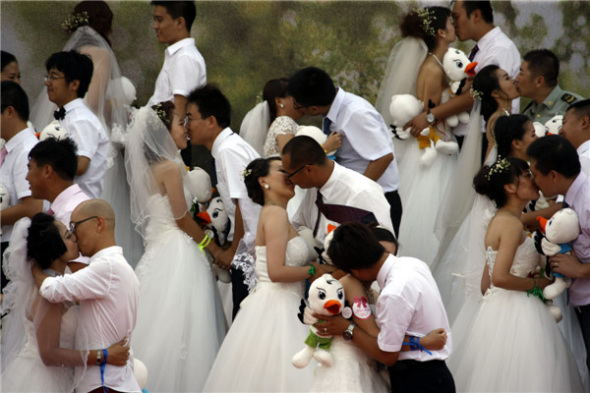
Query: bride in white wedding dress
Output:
[[126, 104, 227, 392]]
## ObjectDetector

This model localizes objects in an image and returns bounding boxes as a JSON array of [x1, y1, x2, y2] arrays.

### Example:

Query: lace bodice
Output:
[[486, 236, 540, 289], [254, 236, 314, 290], [263, 116, 297, 157]]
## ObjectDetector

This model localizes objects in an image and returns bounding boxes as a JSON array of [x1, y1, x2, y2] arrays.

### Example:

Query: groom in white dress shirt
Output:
[[559, 99, 590, 175], [44, 50, 109, 199], [33, 199, 140, 393]]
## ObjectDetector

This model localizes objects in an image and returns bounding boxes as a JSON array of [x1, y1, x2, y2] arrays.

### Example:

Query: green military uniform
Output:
[[522, 85, 584, 124]]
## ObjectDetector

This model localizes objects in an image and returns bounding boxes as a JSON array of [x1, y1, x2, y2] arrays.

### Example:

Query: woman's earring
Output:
[[264, 184, 270, 190], [280, 104, 285, 109]]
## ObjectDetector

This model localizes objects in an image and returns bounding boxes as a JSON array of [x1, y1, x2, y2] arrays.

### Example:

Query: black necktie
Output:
[[312, 191, 377, 236], [53, 107, 66, 120], [322, 117, 332, 137], [457, 44, 480, 95], [468, 44, 479, 61]]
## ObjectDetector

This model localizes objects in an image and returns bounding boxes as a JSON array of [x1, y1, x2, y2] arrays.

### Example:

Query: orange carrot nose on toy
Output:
[[324, 299, 342, 315], [537, 216, 548, 232], [465, 61, 478, 77], [196, 211, 212, 224]]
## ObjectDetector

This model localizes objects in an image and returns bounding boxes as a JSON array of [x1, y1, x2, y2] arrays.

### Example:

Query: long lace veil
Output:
[[375, 37, 428, 126], [239, 100, 271, 156], [125, 106, 187, 239]]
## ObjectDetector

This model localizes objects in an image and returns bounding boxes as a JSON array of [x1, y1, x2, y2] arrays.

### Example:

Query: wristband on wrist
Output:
[[402, 336, 432, 355], [526, 277, 546, 301], [307, 264, 315, 278], [199, 234, 211, 251]]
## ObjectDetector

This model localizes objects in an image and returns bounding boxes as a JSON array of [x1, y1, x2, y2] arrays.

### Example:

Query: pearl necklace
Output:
[[428, 52, 444, 69]]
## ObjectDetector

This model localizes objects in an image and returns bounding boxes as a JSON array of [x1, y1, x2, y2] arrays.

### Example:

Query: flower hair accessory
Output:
[[152, 104, 170, 127], [241, 169, 252, 179], [486, 157, 511, 181], [61, 11, 89, 34], [414, 8, 437, 38], [470, 88, 483, 101]]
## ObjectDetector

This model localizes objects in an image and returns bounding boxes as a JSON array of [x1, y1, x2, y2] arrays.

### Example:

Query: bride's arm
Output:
[[264, 206, 313, 283], [491, 217, 552, 291], [35, 299, 129, 367], [159, 162, 224, 260]]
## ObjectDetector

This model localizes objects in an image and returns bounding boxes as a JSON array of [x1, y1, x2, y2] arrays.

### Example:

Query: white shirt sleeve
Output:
[[67, 119, 103, 159], [342, 110, 393, 161], [376, 291, 414, 352], [169, 54, 206, 98], [40, 261, 112, 303], [13, 149, 33, 200]]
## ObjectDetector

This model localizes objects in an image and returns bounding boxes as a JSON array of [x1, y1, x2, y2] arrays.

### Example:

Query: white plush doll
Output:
[[388, 94, 425, 140], [533, 122, 547, 138], [544, 114, 563, 135], [196, 197, 232, 283], [185, 166, 213, 204], [442, 48, 477, 127], [292, 273, 346, 368], [534, 208, 579, 301], [296, 125, 338, 157], [133, 358, 148, 392], [37, 120, 68, 141]]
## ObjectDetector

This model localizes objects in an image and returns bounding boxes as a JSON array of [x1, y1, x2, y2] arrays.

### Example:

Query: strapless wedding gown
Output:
[[131, 194, 227, 392], [449, 236, 582, 392], [1, 304, 78, 392], [204, 236, 315, 392]]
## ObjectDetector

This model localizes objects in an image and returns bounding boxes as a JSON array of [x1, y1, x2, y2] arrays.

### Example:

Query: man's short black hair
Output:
[[286, 67, 336, 108], [186, 84, 231, 129], [462, 1, 494, 24], [151, 1, 197, 31], [28, 137, 79, 181], [523, 49, 559, 88], [45, 50, 93, 98], [568, 98, 590, 121], [526, 135, 580, 178], [327, 223, 385, 273], [1, 80, 29, 121], [281, 135, 327, 169]]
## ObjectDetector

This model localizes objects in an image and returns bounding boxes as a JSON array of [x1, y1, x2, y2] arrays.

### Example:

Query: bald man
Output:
[[33, 199, 141, 393]]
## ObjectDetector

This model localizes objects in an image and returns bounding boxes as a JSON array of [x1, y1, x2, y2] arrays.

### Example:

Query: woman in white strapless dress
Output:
[[126, 104, 227, 392], [1, 214, 128, 392], [204, 157, 318, 392], [448, 157, 582, 392]]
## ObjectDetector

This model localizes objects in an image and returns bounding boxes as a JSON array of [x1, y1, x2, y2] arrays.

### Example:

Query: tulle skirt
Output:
[[397, 137, 457, 267], [449, 287, 583, 392], [203, 281, 314, 392], [132, 228, 227, 392], [310, 336, 390, 393], [1, 340, 75, 392]]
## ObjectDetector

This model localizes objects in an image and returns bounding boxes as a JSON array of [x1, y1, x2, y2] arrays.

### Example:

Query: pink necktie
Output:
[[0, 146, 7, 168]]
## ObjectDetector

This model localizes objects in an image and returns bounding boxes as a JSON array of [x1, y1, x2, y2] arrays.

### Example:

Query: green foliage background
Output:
[[2, 1, 589, 129]]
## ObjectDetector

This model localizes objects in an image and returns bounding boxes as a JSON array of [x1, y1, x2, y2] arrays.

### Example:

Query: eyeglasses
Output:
[[279, 163, 312, 179], [69, 216, 98, 233], [522, 169, 534, 180], [44, 73, 65, 82], [183, 115, 206, 127]]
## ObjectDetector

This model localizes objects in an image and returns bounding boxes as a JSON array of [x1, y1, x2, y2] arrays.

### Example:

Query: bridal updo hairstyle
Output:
[[262, 78, 289, 122], [72, 1, 114, 45], [400, 7, 451, 51], [244, 157, 281, 206], [152, 100, 175, 130], [474, 157, 529, 208], [494, 115, 531, 158], [472, 65, 503, 122], [27, 213, 68, 270]]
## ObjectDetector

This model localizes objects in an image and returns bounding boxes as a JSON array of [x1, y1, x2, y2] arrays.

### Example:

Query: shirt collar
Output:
[[376, 253, 396, 290], [565, 172, 588, 206], [477, 26, 501, 50], [578, 140, 590, 155], [211, 127, 234, 159], [325, 88, 345, 123], [63, 97, 84, 113], [166, 37, 195, 57], [90, 245, 123, 262], [51, 184, 84, 211], [541, 85, 564, 109], [319, 161, 342, 194], [5, 126, 35, 153]]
